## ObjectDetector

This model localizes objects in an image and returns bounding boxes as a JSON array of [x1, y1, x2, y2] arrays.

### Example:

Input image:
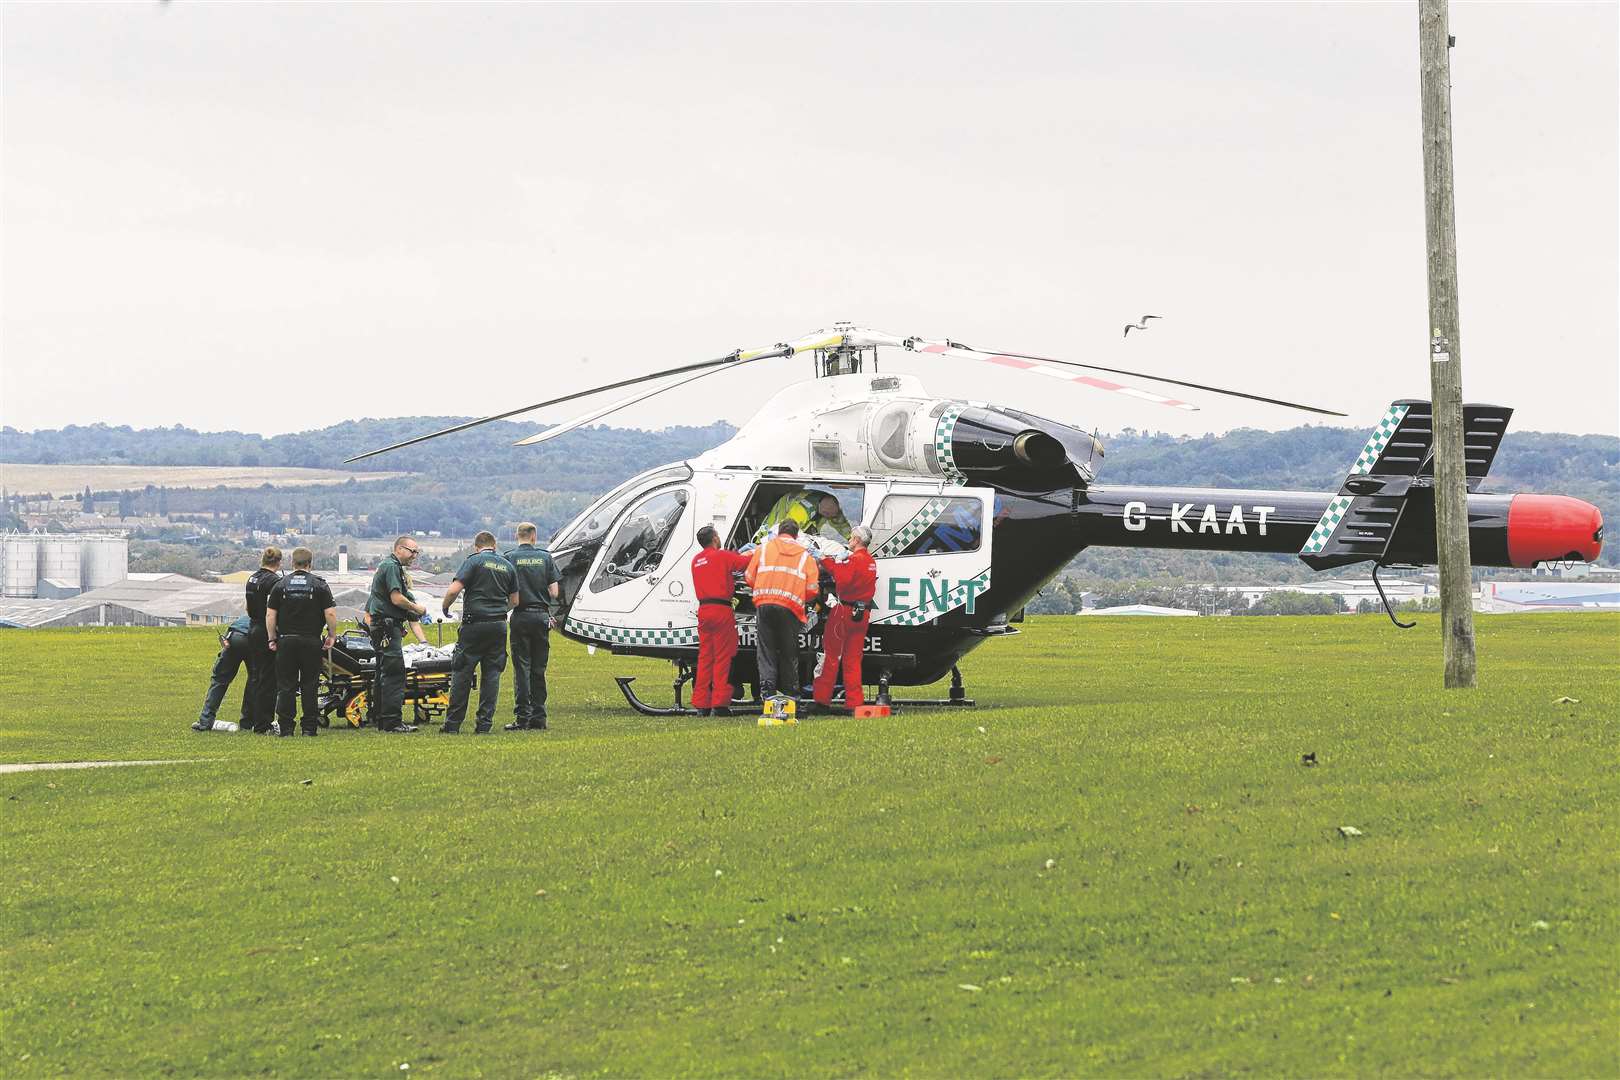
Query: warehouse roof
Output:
[[0, 597, 101, 629]]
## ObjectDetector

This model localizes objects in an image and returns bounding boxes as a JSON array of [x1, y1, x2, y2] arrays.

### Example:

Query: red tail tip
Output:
[[1507, 495, 1604, 567]]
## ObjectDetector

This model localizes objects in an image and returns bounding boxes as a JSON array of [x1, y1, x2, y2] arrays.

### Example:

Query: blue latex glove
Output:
[[419, 611, 434, 625]]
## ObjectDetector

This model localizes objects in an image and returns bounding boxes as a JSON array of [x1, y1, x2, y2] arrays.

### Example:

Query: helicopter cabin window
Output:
[[728, 481, 866, 548], [588, 488, 689, 593], [868, 494, 982, 556]]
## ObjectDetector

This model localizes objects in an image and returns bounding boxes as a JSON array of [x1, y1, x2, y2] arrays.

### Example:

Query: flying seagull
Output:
[[1122, 315, 1163, 338]]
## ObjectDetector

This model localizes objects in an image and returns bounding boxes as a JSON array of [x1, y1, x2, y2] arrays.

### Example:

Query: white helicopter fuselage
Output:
[[553, 372, 1016, 682]]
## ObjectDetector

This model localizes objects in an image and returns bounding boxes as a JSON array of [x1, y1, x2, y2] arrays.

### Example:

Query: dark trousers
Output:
[[693, 606, 738, 710], [755, 603, 804, 699], [244, 625, 278, 733], [445, 620, 507, 732], [509, 611, 551, 726], [198, 632, 252, 726], [274, 634, 324, 734], [370, 620, 407, 729]]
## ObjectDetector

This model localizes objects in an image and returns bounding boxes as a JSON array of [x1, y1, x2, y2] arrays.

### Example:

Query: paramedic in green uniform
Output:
[[367, 535, 430, 733], [439, 531, 518, 734], [503, 521, 561, 731]]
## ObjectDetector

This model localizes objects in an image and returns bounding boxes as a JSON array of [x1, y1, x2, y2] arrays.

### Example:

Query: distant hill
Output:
[[0, 418, 736, 487], [3, 418, 1614, 565]]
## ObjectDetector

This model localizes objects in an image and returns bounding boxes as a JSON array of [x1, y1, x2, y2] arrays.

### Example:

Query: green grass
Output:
[[1, 615, 1616, 1077]]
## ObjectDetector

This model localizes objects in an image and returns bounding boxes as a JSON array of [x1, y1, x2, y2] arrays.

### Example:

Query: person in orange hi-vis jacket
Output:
[[689, 525, 751, 716], [744, 518, 819, 702], [813, 525, 878, 709]]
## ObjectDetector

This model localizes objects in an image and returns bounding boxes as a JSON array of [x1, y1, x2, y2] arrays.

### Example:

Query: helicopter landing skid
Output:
[[616, 664, 976, 716], [878, 666, 976, 710], [614, 671, 704, 717]]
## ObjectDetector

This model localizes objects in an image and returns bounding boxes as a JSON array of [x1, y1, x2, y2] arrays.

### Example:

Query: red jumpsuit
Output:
[[690, 547, 751, 710], [813, 547, 878, 708]]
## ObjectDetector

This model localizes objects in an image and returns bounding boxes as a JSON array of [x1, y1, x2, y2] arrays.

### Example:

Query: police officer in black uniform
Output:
[[366, 536, 430, 733], [244, 547, 283, 735], [266, 547, 338, 737], [503, 521, 561, 731], [440, 531, 517, 734]]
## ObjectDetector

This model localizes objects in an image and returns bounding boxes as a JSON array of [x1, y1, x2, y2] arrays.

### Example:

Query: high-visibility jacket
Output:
[[752, 491, 852, 544], [745, 535, 819, 623]]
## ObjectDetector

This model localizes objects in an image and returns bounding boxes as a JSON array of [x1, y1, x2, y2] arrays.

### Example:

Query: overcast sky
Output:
[[3, 2, 1615, 448]]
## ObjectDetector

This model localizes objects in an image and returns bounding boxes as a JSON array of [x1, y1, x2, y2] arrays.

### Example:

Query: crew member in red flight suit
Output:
[[690, 525, 752, 716], [813, 525, 878, 710]]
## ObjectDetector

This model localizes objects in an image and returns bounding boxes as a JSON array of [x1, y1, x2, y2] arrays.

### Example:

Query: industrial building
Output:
[[0, 571, 440, 629], [0, 533, 128, 599]]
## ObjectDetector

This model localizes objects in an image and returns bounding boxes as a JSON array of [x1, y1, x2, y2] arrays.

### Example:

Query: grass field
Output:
[[1, 615, 1615, 1077], [0, 463, 408, 496]]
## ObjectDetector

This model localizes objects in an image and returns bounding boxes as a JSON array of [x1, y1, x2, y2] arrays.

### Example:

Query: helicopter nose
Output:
[[1506, 494, 1603, 566]]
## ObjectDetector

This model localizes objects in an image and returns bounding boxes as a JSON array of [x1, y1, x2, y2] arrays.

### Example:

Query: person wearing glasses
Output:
[[366, 535, 431, 733]]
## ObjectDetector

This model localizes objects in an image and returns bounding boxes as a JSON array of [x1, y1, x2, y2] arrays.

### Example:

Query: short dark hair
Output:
[[696, 525, 718, 548], [778, 519, 799, 537], [474, 530, 497, 549], [291, 547, 313, 568]]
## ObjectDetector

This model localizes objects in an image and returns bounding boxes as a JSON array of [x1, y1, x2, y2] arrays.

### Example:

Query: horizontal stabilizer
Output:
[[1425, 404, 1513, 492], [1299, 400, 1514, 570]]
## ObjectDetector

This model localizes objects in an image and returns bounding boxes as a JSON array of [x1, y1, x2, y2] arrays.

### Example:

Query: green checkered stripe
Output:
[[871, 496, 953, 559], [1300, 495, 1353, 555], [1299, 404, 1410, 555], [873, 569, 991, 627], [1349, 403, 1410, 476], [564, 616, 698, 647], [934, 406, 967, 484]]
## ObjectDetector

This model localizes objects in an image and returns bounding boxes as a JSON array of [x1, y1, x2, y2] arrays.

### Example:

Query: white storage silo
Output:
[[2, 535, 40, 597], [37, 538, 82, 591], [80, 536, 128, 590]]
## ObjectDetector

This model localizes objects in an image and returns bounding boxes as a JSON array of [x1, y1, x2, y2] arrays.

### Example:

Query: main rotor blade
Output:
[[514, 360, 759, 447], [905, 338, 1197, 411], [916, 340, 1344, 417], [343, 347, 788, 462]]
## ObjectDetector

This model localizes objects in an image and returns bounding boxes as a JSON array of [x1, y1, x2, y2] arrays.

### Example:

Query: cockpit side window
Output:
[[551, 464, 693, 551], [589, 488, 689, 593]]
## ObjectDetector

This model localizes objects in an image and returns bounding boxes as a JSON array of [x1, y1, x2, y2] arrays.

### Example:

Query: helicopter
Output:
[[349, 323, 1604, 714]]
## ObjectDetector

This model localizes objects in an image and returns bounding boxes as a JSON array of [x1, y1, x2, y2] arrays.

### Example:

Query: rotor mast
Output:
[[812, 322, 877, 378]]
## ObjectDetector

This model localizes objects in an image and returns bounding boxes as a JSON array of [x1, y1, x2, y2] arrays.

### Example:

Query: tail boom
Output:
[[1074, 485, 1602, 569]]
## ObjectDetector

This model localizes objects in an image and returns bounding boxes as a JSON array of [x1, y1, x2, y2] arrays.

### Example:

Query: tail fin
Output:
[[1299, 400, 1513, 569]]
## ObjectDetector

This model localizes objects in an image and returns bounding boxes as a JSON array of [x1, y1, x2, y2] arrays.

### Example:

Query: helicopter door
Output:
[[578, 485, 693, 616], [865, 483, 994, 627]]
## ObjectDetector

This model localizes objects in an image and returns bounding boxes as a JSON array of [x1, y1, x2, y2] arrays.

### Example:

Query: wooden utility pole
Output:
[[1418, 0, 1477, 688]]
